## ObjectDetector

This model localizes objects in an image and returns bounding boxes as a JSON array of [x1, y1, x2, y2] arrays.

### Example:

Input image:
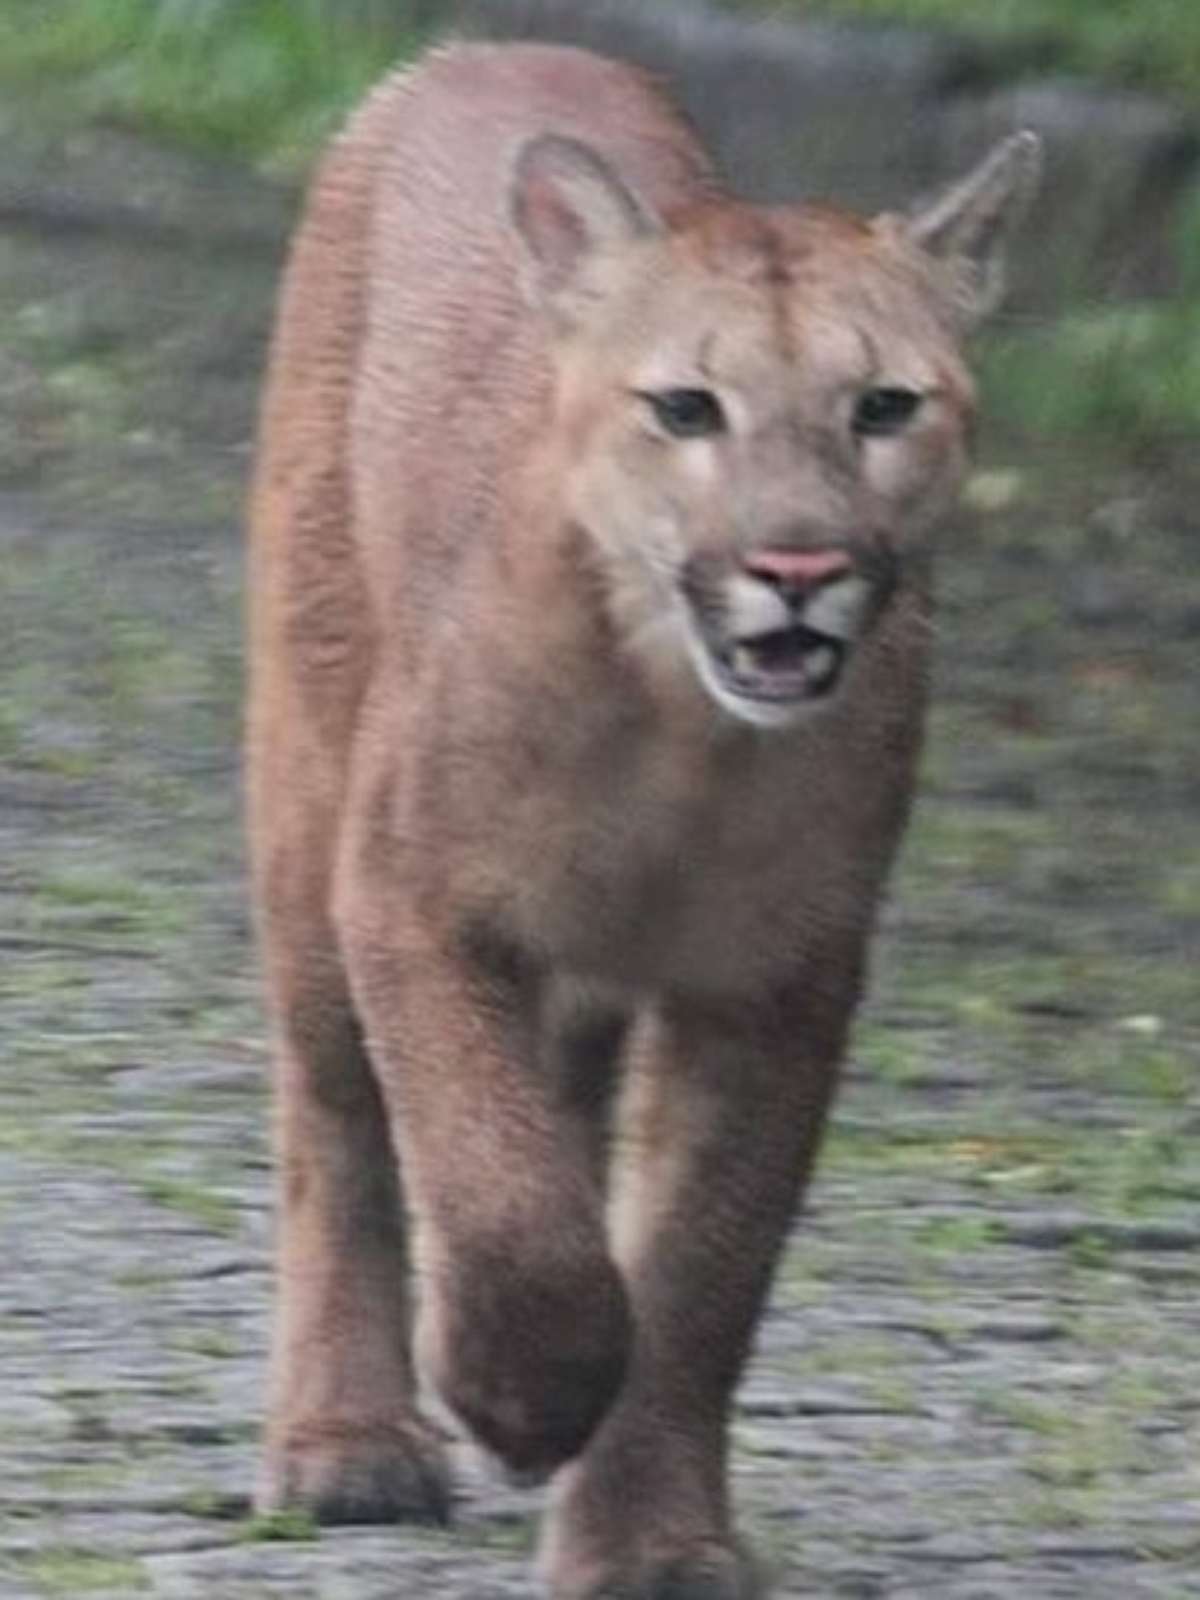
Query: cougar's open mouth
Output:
[[712, 621, 847, 703], [681, 550, 887, 726]]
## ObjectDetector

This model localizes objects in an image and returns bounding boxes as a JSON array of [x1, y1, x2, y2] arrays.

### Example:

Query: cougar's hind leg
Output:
[[246, 83, 450, 1526], [254, 811, 451, 1526]]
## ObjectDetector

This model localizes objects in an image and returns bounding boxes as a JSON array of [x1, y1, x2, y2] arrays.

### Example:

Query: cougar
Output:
[[247, 40, 1039, 1599]]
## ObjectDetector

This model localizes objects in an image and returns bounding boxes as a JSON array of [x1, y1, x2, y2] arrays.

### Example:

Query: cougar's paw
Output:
[[256, 1416, 452, 1525], [546, 1542, 762, 1600], [421, 1248, 632, 1478]]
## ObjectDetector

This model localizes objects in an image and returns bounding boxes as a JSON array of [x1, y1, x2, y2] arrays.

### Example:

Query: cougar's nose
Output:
[[742, 547, 853, 593]]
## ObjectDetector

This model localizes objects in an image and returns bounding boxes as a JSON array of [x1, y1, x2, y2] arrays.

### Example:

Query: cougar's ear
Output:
[[902, 130, 1042, 326], [509, 134, 659, 318]]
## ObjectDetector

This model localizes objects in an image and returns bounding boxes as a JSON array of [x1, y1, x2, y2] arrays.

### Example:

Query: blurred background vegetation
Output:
[[6, 0, 1200, 153], [2, 0, 1199, 445]]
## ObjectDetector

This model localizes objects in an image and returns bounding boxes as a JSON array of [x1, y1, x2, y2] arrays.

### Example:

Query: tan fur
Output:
[[247, 42, 1037, 1598]]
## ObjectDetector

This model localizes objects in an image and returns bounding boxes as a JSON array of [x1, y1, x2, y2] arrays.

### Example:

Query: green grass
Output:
[[981, 269, 1200, 441], [5, 0, 1200, 168], [238, 1507, 320, 1543], [17, 1546, 148, 1596], [827, 1104, 1200, 1219], [135, 1172, 240, 1235], [0, 0, 430, 172], [175, 1327, 240, 1359]]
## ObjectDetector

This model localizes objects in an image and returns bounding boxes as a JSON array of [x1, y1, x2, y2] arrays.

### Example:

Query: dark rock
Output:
[[448, 0, 994, 211], [941, 78, 1200, 302]]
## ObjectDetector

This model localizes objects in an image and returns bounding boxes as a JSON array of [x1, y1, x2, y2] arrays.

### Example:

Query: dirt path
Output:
[[0, 100, 1197, 1600]]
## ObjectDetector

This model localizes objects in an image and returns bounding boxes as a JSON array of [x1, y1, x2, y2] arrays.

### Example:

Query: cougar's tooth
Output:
[[804, 645, 839, 689]]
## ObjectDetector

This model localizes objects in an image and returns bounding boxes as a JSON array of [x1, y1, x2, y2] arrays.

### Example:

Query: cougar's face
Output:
[[555, 206, 976, 728]]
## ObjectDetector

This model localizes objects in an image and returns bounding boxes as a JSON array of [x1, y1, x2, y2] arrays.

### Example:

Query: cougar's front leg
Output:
[[337, 891, 632, 1479], [541, 984, 854, 1600]]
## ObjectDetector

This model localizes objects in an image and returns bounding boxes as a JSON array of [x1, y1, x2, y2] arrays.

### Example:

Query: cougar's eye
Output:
[[852, 386, 923, 438], [640, 387, 726, 439]]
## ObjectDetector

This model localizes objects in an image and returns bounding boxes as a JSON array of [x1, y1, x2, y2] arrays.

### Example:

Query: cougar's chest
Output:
[[406, 596, 928, 996], [502, 714, 910, 997]]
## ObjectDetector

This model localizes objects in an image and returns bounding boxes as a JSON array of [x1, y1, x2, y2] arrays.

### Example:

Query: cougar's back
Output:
[[250, 44, 715, 721]]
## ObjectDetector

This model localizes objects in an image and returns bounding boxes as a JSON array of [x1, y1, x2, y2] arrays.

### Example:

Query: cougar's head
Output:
[[510, 129, 1040, 729]]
